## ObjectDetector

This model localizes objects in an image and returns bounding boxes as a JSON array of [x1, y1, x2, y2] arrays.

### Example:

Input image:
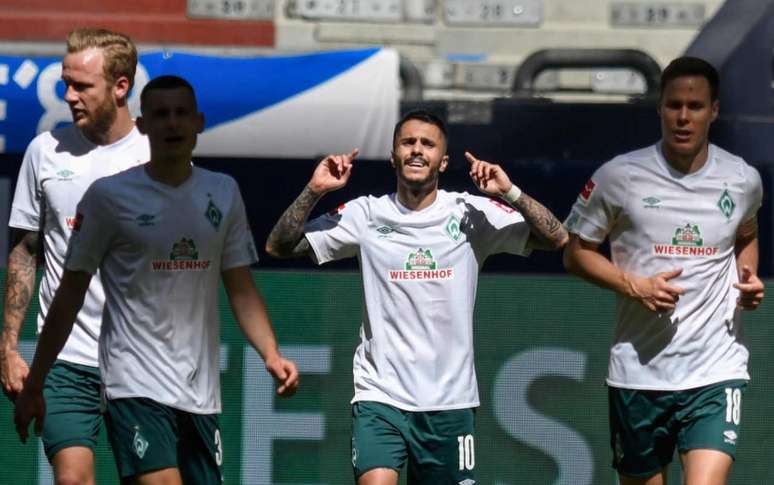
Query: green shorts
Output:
[[41, 360, 103, 460], [609, 379, 747, 479], [104, 397, 223, 484], [351, 401, 476, 484]]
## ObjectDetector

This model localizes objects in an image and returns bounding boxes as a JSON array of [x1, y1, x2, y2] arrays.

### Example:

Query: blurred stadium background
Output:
[[1, 0, 774, 483]]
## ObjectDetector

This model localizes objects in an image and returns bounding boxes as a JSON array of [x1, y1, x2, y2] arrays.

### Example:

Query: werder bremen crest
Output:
[[133, 427, 149, 459], [445, 215, 461, 241], [717, 189, 736, 219], [405, 248, 436, 270], [205, 194, 223, 230], [672, 223, 703, 247], [170, 237, 199, 260]]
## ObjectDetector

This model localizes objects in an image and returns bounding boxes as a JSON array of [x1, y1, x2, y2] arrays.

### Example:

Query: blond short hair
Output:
[[66, 27, 138, 89]]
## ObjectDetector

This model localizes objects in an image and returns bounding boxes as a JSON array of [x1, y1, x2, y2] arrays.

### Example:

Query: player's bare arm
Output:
[[222, 266, 299, 396], [14, 269, 92, 443], [563, 234, 685, 312], [733, 217, 763, 310], [1, 229, 40, 400], [266, 149, 358, 259], [465, 151, 567, 250], [510, 193, 568, 250]]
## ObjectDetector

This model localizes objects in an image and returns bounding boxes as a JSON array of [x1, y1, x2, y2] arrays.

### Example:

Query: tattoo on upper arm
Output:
[[512, 193, 567, 249], [266, 187, 321, 258]]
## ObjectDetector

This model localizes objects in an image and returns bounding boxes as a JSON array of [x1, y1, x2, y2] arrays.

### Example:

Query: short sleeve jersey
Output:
[[566, 143, 762, 390], [65, 165, 258, 413], [9, 126, 149, 367], [305, 189, 531, 411]]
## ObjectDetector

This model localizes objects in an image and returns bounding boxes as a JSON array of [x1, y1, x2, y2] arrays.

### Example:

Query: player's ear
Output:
[[389, 151, 397, 168], [439, 155, 449, 173], [112, 75, 131, 104]]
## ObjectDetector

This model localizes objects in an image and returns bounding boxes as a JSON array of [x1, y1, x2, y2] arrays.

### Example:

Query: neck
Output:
[[396, 183, 439, 211], [661, 141, 710, 174], [145, 155, 192, 187]]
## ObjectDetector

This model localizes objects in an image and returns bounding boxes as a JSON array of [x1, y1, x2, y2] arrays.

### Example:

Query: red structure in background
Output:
[[0, 0, 274, 46]]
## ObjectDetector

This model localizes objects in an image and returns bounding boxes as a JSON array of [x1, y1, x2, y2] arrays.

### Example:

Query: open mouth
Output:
[[406, 157, 427, 168], [674, 130, 692, 140]]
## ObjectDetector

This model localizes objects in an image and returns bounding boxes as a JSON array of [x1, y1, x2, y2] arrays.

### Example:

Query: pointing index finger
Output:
[[464, 151, 479, 165]]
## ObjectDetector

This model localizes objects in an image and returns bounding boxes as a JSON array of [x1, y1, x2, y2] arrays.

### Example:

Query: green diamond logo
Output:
[[642, 196, 661, 207], [57, 169, 74, 179], [717, 190, 735, 219], [445, 216, 461, 241], [376, 225, 394, 235], [205, 196, 222, 230]]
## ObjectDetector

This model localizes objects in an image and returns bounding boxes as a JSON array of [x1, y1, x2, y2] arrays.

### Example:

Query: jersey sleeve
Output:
[[741, 163, 763, 223], [466, 196, 532, 257], [65, 181, 116, 274], [8, 137, 43, 231], [221, 179, 259, 271], [304, 197, 366, 264], [564, 159, 628, 244]]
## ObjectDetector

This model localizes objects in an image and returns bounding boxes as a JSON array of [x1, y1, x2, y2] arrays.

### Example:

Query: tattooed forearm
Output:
[[265, 186, 322, 259], [2, 231, 39, 348], [511, 193, 568, 251]]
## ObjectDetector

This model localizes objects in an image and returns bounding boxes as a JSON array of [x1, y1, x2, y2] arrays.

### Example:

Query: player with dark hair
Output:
[[564, 56, 764, 485], [266, 109, 568, 484], [14, 75, 299, 485]]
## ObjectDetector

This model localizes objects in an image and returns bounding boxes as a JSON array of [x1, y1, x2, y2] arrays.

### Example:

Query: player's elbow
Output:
[[264, 241, 292, 259], [562, 241, 581, 275]]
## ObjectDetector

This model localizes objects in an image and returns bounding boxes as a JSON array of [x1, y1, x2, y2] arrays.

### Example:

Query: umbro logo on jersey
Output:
[[56, 169, 75, 180], [723, 430, 738, 445], [459, 480, 476, 485], [136, 214, 156, 226], [376, 225, 395, 238], [717, 189, 736, 219], [642, 196, 661, 208]]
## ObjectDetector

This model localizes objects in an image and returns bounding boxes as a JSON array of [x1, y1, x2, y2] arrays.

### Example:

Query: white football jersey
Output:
[[306, 189, 531, 411], [66, 165, 258, 413], [9, 126, 148, 367], [566, 143, 762, 390]]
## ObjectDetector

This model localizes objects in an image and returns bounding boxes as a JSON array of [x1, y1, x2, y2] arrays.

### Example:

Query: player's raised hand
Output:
[[13, 385, 45, 443], [465, 151, 513, 197], [734, 265, 764, 310], [0, 348, 29, 401], [630, 268, 686, 312], [265, 356, 299, 397], [308, 148, 359, 195]]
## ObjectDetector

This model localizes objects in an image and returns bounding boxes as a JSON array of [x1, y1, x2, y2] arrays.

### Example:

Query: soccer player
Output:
[[563, 57, 764, 485], [1, 27, 148, 484], [265, 110, 568, 484], [13, 75, 299, 485]]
